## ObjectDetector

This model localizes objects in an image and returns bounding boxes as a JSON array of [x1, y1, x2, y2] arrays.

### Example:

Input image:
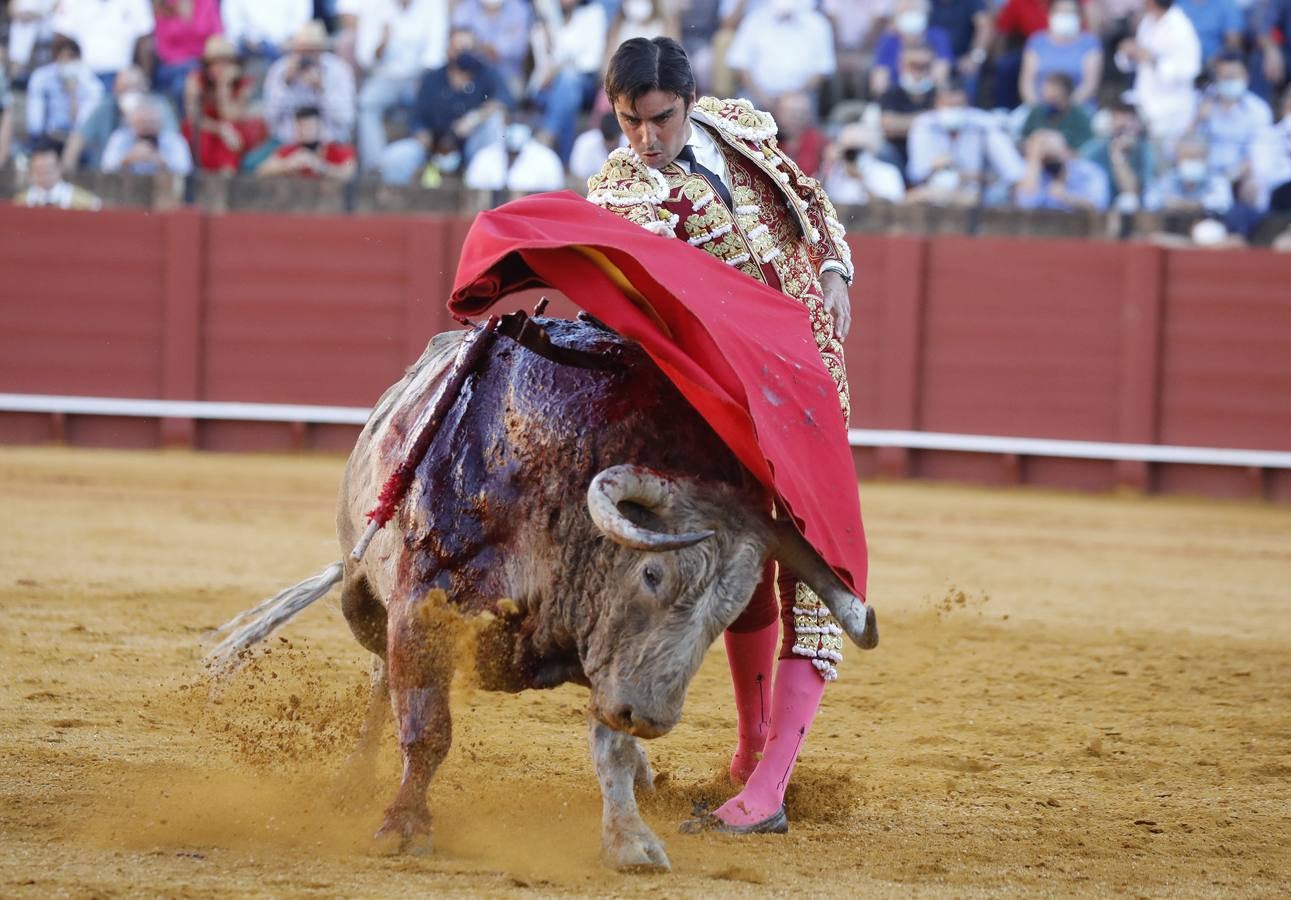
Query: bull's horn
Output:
[[774, 519, 878, 650], [587, 465, 715, 551]]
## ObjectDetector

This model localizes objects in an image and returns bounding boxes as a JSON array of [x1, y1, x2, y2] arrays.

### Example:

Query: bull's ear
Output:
[[773, 519, 877, 650]]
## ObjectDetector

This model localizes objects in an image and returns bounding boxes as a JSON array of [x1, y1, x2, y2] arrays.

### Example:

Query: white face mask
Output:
[[896, 10, 928, 37], [118, 90, 144, 116], [624, 0, 653, 21], [1178, 158, 1208, 183], [1216, 78, 1247, 100], [1049, 11, 1080, 38], [57, 60, 78, 78]]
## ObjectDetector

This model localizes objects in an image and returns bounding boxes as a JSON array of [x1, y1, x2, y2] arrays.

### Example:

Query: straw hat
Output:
[[290, 20, 330, 53], [202, 34, 236, 62]]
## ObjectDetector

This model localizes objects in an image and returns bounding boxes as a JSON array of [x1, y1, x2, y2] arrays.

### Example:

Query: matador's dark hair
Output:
[[604, 37, 696, 108]]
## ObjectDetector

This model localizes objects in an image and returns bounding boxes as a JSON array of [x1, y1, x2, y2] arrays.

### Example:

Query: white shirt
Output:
[[465, 140, 566, 192], [570, 127, 627, 183], [823, 154, 905, 205], [678, 120, 732, 191], [221, 0, 313, 50], [1252, 117, 1291, 204], [726, 6, 836, 97], [52, 0, 153, 74], [1116, 7, 1201, 140], [19, 180, 101, 209], [354, 0, 449, 76], [531, 3, 607, 87]]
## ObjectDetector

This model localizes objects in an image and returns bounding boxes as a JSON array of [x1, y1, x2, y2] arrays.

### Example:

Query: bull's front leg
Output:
[[373, 595, 456, 856], [588, 716, 670, 872]]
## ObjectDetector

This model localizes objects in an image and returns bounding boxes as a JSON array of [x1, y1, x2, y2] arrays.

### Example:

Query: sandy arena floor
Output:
[[0, 446, 1288, 898]]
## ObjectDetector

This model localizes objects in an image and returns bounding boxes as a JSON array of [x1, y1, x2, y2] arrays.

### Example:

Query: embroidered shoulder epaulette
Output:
[[587, 148, 669, 207], [692, 96, 778, 144]]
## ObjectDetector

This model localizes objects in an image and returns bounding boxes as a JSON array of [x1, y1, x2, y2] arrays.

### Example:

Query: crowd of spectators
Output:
[[2, 0, 1290, 245]]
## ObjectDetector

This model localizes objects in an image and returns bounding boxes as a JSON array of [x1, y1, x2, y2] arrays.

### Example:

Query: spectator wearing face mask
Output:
[[14, 139, 102, 209], [24, 37, 104, 154], [1194, 54, 1274, 182], [263, 21, 356, 145], [256, 105, 357, 179], [464, 118, 566, 193], [906, 81, 1025, 205], [379, 29, 513, 184], [1080, 100, 1158, 212], [1019, 0, 1102, 108], [1116, 0, 1202, 140], [871, 0, 954, 97], [100, 96, 193, 176], [570, 110, 628, 182], [1021, 72, 1093, 150], [64, 64, 177, 171], [451, 0, 534, 95], [726, 0, 837, 109], [1015, 127, 1110, 211], [1145, 134, 1233, 213], [822, 122, 906, 204], [879, 42, 939, 170]]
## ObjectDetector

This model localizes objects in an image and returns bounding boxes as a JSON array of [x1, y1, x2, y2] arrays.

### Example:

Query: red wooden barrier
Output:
[[2, 205, 1289, 500]]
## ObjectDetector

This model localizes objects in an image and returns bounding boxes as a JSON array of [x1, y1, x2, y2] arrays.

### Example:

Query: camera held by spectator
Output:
[[822, 122, 906, 206], [263, 21, 357, 146], [256, 105, 357, 180], [100, 96, 192, 178]]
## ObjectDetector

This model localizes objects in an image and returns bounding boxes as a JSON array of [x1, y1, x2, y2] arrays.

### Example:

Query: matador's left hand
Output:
[[821, 270, 852, 341]]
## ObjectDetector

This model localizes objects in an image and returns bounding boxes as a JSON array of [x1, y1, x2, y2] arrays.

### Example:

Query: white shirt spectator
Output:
[[907, 107, 1026, 187], [530, 2, 608, 90], [52, 0, 153, 76], [1144, 166, 1232, 212], [17, 180, 102, 209], [823, 0, 894, 50], [8, 0, 58, 72], [221, 0, 314, 52], [570, 127, 627, 183], [465, 140, 566, 192], [353, 0, 449, 76], [823, 153, 906, 204], [726, 0, 836, 100], [1116, 6, 1202, 140], [1196, 87, 1273, 178], [1251, 117, 1291, 203]]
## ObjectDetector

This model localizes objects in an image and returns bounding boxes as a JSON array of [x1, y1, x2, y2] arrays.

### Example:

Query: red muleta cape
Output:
[[449, 190, 867, 600]]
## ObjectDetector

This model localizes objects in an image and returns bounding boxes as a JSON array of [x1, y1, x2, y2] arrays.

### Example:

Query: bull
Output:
[[208, 315, 876, 872]]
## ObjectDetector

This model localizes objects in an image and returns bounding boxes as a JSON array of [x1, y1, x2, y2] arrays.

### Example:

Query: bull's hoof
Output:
[[602, 822, 671, 873], [372, 809, 433, 857]]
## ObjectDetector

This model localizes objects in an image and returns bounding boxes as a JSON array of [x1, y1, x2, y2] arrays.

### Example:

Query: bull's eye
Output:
[[642, 564, 663, 592]]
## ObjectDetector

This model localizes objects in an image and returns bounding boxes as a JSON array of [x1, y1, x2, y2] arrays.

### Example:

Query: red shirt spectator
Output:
[[996, 0, 1051, 41], [182, 34, 265, 171], [256, 105, 357, 179]]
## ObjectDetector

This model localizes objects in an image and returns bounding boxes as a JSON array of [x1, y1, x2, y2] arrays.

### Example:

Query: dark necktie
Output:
[[676, 144, 733, 210]]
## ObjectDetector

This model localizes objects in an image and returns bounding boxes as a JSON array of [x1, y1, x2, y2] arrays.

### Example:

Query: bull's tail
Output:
[[204, 561, 344, 676]]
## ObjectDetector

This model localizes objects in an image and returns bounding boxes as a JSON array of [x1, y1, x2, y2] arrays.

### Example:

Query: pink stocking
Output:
[[723, 619, 778, 784], [712, 657, 824, 826]]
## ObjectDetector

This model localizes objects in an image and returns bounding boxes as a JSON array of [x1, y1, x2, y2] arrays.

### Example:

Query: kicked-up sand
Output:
[[0, 446, 1288, 897]]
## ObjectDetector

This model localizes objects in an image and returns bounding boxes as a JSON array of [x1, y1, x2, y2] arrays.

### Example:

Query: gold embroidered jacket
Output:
[[586, 96, 854, 421]]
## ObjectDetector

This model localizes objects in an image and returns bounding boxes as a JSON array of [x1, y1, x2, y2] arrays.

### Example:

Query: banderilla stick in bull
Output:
[[350, 315, 502, 561]]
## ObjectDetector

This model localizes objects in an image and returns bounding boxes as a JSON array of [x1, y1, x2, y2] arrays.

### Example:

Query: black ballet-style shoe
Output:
[[678, 803, 789, 835]]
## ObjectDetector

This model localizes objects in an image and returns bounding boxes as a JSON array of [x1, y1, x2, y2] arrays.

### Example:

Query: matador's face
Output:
[[612, 90, 695, 170]]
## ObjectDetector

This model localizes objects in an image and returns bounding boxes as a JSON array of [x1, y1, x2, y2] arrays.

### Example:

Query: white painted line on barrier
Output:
[[1, 393, 1287, 469]]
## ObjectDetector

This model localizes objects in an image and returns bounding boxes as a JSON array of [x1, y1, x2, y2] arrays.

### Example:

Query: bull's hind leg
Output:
[[373, 592, 456, 856], [589, 716, 671, 872]]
